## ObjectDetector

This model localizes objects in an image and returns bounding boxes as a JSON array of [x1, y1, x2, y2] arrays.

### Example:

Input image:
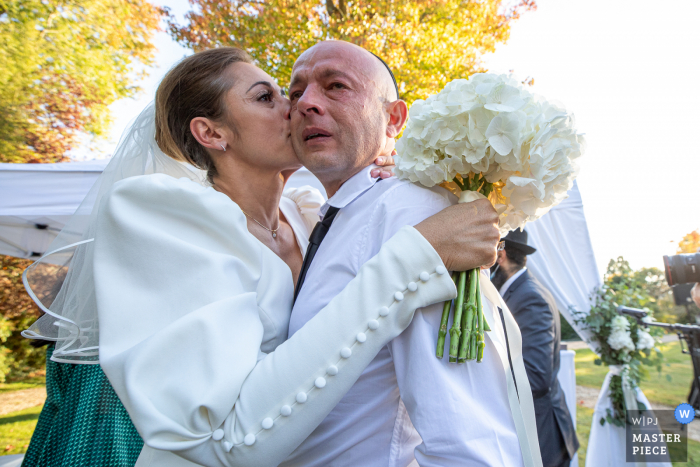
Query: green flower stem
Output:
[[449, 271, 467, 362], [436, 297, 453, 359], [458, 269, 478, 362], [469, 274, 480, 360], [476, 275, 486, 362]]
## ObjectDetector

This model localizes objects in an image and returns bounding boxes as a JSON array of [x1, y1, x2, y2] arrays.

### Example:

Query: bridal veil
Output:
[[22, 103, 206, 364]]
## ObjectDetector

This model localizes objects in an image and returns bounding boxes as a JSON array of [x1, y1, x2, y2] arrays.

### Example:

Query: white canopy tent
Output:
[[1, 160, 608, 466], [0, 160, 600, 322], [0, 160, 327, 259]]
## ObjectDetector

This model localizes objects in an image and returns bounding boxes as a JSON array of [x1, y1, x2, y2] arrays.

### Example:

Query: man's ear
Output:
[[385, 100, 408, 138], [190, 117, 228, 151], [496, 249, 506, 265]]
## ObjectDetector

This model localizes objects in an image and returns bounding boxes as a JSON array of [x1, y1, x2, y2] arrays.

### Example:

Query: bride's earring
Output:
[[220, 143, 226, 152]]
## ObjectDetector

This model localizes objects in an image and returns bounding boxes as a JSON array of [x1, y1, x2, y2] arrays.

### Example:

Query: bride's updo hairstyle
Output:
[[155, 47, 252, 182]]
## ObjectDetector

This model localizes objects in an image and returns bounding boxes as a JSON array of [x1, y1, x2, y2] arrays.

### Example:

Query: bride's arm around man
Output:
[[88, 47, 502, 467]]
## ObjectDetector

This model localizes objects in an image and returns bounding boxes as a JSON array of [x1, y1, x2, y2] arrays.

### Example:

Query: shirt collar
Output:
[[319, 164, 380, 216], [499, 267, 527, 296]]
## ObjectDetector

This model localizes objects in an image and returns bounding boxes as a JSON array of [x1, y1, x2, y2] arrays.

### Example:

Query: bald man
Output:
[[284, 41, 540, 467]]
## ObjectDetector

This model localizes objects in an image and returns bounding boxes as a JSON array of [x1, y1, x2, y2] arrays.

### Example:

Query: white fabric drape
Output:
[[586, 370, 671, 467], [0, 161, 320, 259], [524, 181, 600, 346], [557, 350, 578, 467]]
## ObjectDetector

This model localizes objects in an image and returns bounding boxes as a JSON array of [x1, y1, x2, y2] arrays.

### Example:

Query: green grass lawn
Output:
[[0, 405, 41, 455], [574, 338, 699, 465], [575, 339, 694, 407], [0, 339, 696, 461], [0, 378, 45, 394]]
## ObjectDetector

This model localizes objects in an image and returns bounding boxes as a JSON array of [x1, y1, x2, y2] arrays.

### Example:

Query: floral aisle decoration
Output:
[[575, 284, 664, 427], [395, 73, 585, 362]]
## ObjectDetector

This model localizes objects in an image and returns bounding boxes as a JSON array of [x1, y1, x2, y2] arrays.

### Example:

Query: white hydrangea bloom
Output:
[[608, 329, 635, 353], [636, 330, 656, 350], [395, 73, 585, 235], [610, 316, 630, 333]]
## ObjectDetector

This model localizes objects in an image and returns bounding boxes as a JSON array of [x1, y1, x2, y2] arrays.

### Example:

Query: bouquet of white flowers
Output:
[[395, 73, 585, 362]]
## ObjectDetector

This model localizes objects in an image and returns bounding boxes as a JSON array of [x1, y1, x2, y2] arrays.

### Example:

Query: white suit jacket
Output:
[[94, 174, 457, 467]]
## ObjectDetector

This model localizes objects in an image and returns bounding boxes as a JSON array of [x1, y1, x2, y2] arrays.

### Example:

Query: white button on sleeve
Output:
[[436, 265, 447, 275], [327, 365, 339, 376], [296, 392, 307, 403], [340, 347, 352, 358], [280, 405, 292, 417], [407, 282, 418, 292], [356, 332, 366, 343], [420, 271, 430, 282], [244, 434, 256, 446], [212, 429, 224, 441], [394, 291, 404, 301], [368, 319, 379, 330], [315, 377, 326, 388], [262, 417, 274, 429], [379, 306, 390, 317]]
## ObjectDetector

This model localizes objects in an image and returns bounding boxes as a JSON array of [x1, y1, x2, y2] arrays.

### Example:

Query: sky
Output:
[[99, 0, 700, 276]]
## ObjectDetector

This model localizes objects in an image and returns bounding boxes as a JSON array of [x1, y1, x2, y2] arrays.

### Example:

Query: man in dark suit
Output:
[[491, 229, 579, 467]]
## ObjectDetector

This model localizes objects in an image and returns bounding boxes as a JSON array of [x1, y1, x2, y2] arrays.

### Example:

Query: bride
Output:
[[23, 47, 499, 467]]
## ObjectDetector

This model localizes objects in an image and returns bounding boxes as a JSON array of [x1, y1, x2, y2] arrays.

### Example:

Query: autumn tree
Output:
[[0, 0, 164, 163], [0, 0, 164, 381], [168, 0, 536, 105], [678, 230, 700, 254]]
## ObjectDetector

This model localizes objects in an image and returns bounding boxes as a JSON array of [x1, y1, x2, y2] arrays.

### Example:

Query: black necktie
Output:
[[293, 205, 340, 305]]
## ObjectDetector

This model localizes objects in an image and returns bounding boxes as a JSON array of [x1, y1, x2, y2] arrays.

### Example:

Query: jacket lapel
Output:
[[503, 269, 529, 303]]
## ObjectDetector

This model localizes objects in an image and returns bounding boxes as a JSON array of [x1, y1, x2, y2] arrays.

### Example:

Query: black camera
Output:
[[664, 253, 700, 286]]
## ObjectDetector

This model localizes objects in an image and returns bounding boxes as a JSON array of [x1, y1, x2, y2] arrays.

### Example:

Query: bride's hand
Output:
[[370, 149, 396, 179], [414, 199, 500, 272]]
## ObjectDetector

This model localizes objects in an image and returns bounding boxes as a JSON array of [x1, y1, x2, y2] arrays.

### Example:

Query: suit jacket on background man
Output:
[[503, 270, 579, 467]]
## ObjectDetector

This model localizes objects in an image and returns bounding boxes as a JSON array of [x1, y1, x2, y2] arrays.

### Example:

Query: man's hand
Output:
[[414, 199, 500, 271], [692, 283, 700, 308], [370, 149, 396, 179]]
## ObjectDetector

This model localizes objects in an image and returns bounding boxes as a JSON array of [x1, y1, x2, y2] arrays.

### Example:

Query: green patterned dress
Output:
[[22, 345, 143, 467]]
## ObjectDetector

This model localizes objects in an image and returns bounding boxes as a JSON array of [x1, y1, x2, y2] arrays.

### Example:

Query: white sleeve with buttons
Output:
[[94, 174, 457, 467]]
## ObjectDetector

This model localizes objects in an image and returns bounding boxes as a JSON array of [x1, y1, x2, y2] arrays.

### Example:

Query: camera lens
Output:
[[664, 253, 700, 286]]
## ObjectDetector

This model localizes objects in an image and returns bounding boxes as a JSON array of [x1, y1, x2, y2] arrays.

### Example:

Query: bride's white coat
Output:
[[94, 174, 457, 467]]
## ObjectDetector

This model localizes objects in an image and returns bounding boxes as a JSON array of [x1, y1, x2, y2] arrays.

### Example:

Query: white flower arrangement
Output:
[[607, 329, 635, 352], [636, 330, 656, 351], [395, 73, 585, 363], [610, 315, 631, 333], [395, 73, 585, 235], [607, 315, 657, 353]]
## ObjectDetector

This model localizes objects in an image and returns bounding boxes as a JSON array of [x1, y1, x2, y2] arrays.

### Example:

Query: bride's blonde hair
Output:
[[155, 47, 252, 182]]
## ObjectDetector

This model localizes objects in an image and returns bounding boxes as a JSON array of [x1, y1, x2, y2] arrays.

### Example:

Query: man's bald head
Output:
[[292, 41, 398, 102], [288, 40, 408, 196]]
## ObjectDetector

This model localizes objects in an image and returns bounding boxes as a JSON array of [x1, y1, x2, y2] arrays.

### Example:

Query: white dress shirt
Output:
[[284, 166, 525, 467], [94, 174, 457, 467], [499, 267, 528, 296]]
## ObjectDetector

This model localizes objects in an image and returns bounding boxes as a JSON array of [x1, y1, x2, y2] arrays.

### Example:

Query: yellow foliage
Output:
[[0, 0, 164, 163], [169, 0, 536, 105], [678, 230, 700, 254]]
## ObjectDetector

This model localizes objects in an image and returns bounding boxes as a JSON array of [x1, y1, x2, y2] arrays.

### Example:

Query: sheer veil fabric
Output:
[[22, 103, 207, 364]]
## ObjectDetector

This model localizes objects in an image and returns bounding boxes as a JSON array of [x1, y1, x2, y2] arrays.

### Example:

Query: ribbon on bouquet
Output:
[[609, 364, 641, 413], [479, 272, 543, 467]]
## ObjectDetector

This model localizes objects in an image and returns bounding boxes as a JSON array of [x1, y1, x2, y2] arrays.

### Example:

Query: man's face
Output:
[[288, 42, 388, 187]]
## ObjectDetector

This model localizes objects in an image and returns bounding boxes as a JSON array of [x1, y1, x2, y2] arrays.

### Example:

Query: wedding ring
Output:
[[497, 241, 506, 251]]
